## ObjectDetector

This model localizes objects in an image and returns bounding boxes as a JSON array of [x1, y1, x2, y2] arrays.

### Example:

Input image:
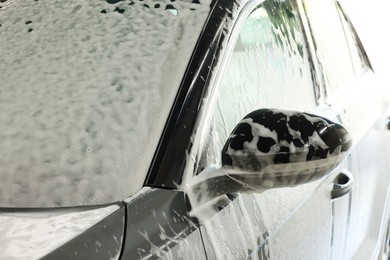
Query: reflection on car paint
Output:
[[122, 188, 206, 259], [199, 194, 271, 260], [0, 204, 121, 260], [0, 0, 388, 258], [41, 205, 125, 260]]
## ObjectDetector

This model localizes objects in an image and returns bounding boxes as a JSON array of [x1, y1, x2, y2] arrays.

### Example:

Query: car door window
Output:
[[191, 1, 333, 257], [335, 1, 371, 75], [195, 0, 317, 174], [303, 0, 369, 98], [303, 0, 386, 257]]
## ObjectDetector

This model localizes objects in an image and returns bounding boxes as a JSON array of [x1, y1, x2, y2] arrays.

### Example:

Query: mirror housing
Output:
[[221, 108, 352, 189], [186, 109, 352, 217]]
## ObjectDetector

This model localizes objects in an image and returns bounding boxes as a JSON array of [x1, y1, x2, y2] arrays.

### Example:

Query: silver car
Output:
[[0, 0, 388, 259]]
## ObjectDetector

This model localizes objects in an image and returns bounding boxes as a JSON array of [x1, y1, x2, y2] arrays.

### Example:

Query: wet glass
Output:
[[196, 0, 316, 173], [188, 1, 330, 258], [303, 0, 363, 97], [335, 2, 371, 76], [0, 0, 211, 207]]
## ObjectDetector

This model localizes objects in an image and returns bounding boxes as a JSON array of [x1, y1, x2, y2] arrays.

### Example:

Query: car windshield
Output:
[[0, 0, 211, 207]]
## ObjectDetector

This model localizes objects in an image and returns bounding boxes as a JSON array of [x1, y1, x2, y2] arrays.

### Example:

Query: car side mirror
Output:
[[186, 109, 352, 217]]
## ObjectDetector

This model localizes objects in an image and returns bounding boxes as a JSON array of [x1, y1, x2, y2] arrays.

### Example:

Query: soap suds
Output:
[[0, 0, 211, 207]]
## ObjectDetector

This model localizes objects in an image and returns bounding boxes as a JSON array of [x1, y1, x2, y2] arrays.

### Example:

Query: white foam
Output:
[[0, 204, 120, 260], [0, 0, 211, 206]]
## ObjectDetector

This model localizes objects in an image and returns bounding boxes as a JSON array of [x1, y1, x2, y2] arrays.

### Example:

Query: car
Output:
[[0, 0, 389, 259]]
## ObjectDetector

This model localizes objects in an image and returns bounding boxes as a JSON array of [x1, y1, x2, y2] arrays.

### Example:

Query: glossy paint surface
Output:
[[0, 0, 388, 259], [0, 204, 122, 260], [122, 188, 206, 259], [222, 109, 351, 172], [41, 206, 125, 260]]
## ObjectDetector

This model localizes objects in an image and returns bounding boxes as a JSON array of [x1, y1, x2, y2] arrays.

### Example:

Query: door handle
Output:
[[331, 171, 353, 199]]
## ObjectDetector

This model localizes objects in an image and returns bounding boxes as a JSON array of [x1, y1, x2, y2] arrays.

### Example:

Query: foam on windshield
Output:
[[0, 0, 211, 207]]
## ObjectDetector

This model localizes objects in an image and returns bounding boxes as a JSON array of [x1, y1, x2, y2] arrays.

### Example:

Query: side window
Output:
[[195, 0, 317, 173], [335, 2, 371, 75], [303, 0, 370, 97]]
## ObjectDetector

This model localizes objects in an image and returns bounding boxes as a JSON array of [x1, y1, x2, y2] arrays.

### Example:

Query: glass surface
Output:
[[195, 0, 316, 173], [0, 0, 211, 207], [303, 0, 360, 97], [335, 2, 371, 75], [186, 2, 332, 258]]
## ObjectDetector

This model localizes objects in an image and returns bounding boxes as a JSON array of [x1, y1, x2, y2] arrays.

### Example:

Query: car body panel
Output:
[[304, 0, 390, 256], [0, 0, 389, 258], [177, 0, 389, 258], [121, 188, 206, 259], [177, 0, 333, 258], [331, 72, 390, 258], [41, 205, 125, 260], [0, 203, 123, 260]]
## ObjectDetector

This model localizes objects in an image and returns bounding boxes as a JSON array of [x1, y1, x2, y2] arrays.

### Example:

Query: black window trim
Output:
[[144, 0, 322, 189], [144, 0, 238, 188]]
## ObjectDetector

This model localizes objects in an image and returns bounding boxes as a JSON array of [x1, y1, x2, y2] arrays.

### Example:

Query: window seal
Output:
[[144, 0, 237, 188], [335, 1, 373, 72]]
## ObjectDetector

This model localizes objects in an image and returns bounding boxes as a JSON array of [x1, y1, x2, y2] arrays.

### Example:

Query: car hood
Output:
[[0, 203, 123, 260]]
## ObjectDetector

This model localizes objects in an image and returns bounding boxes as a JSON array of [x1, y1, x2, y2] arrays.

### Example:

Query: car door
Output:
[[123, 0, 389, 258], [120, 188, 207, 259], [181, 0, 340, 258], [302, 0, 390, 258]]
